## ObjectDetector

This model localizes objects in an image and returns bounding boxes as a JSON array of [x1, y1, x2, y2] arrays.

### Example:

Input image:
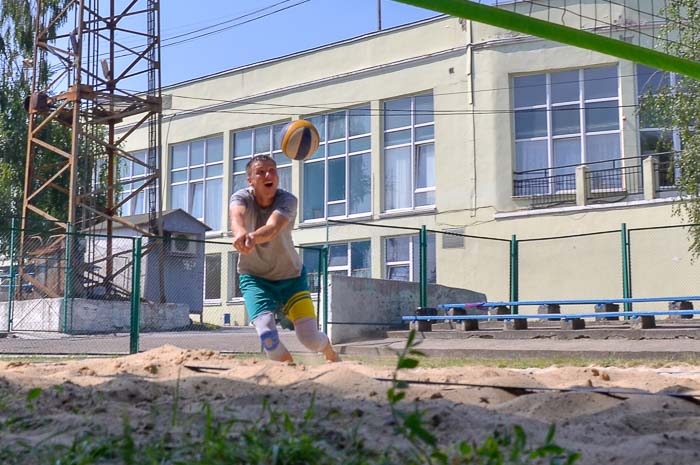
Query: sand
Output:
[[1, 344, 700, 464]]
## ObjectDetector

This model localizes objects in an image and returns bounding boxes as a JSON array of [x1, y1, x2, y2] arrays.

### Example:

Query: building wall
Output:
[[118, 9, 691, 324]]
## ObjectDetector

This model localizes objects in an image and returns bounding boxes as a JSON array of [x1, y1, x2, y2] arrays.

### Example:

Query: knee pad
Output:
[[252, 312, 288, 361], [294, 317, 329, 353]]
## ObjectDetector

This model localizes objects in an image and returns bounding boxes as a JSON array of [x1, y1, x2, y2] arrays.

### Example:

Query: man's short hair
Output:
[[246, 154, 277, 176]]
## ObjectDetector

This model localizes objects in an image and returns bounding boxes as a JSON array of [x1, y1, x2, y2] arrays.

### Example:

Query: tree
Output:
[[0, 0, 71, 227], [641, 0, 700, 256]]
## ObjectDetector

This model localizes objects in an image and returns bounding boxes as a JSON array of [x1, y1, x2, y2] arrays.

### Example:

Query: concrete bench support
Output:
[[669, 300, 694, 319], [410, 307, 437, 332], [409, 320, 432, 332], [631, 315, 656, 329], [448, 308, 479, 331], [490, 306, 511, 321], [539, 304, 561, 321], [459, 320, 480, 331], [505, 319, 528, 330], [595, 303, 620, 321], [447, 307, 465, 320], [561, 318, 585, 330]]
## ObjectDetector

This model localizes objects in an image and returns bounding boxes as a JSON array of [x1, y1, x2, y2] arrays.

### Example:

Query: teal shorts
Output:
[[239, 267, 314, 322]]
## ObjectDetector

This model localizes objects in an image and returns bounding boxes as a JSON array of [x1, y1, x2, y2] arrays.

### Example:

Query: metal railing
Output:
[[654, 151, 680, 191], [586, 163, 643, 202], [513, 172, 576, 208], [514, 155, 657, 208]]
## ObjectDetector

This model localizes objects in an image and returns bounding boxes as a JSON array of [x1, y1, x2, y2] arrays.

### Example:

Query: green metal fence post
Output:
[[321, 245, 329, 334], [510, 234, 519, 314], [61, 223, 73, 334], [315, 247, 322, 327], [419, 225, 428, 309], [7, 218, 17, 331], [130, 237, 143, 354], [621, 223, 632, 313]]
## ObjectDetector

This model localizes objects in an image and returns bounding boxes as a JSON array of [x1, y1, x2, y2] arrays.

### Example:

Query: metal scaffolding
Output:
[[18, 0, 162, 300]]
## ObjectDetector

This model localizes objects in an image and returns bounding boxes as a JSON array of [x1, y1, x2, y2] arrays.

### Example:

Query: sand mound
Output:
[[1, 346, 700, 465]]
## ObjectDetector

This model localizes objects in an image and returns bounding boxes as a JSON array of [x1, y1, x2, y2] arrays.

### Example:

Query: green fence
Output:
[[0, 220, 328, 356], [2, 218, 699, 356]]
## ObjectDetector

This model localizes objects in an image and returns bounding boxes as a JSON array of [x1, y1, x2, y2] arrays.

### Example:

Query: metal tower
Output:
[[18, 0, 162, 299]]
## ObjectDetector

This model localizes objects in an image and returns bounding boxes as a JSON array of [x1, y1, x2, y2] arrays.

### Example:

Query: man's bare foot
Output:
[[323, 344, 340, 362], [277, 350, 294, 363]]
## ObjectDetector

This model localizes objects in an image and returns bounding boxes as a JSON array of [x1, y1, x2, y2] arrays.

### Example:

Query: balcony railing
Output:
[[513, 154, 673, 209], [586, 163, 643, 202], [513, 172, 575, 208], [654, 151, 680, 192]]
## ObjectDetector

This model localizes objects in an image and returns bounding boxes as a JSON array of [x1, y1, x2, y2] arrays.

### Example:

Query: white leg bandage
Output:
[[294, 317, 330, 353], [252, 312, 289, 361]]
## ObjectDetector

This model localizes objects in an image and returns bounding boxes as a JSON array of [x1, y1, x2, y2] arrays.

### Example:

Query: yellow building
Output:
[[119, 5, 695, 326]]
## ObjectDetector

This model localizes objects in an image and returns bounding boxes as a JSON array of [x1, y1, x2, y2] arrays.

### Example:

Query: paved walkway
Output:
[[339, 336, 700, 360], [1, 328, 699, 360]]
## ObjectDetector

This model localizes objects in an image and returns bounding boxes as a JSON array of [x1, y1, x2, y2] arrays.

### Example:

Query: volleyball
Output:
[[280, 120, 320, 161]]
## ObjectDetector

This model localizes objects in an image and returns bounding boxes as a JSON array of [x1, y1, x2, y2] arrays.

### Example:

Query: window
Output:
[[232, 123, 292, 195], [637, 64, 680, 188], [383, 93, 435, 211], [170, 136, 223, 230], [384, 233, 436, 283], [118, 151, 155, 216], [227, 251, 242, 300], [204, 253, 221, 303], [513, 65, 621, 195], [302, 240, 371, 291], [302, 106, 371, 221]]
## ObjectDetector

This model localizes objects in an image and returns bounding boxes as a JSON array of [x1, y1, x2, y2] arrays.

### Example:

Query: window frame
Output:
[[636, 64, 683, 189], [118, 150, 151, 217], [226, 251, 242, 302], [231, 122, 293, 195], [382, 93, 435, 213], [513, 66, 622, 196], [204, 252, 222, 305], [383, 233, 436, 283], [301, 240, 372, 291], [301, 105, 372, 223], [169, 136, 224, 231]]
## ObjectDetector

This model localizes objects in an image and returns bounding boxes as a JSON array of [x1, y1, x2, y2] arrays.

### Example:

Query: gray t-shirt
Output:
[[229, 187, 302, 281]]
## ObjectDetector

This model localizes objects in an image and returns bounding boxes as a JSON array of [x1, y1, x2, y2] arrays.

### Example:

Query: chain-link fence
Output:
[[320, 219, 511, 338], [518, 230, 623, 313], [0, 221, 329, 356], [629, 225, 700, 311], [433, 228, 511, 303], [2, 218, 700, 355], [1, 220, 137, 354]]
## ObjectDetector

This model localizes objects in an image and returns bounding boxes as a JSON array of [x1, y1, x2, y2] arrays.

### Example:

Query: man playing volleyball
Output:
[[230, 154, 339, 363]]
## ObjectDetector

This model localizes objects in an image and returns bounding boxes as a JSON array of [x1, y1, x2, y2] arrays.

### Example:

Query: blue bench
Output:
[[437, 295, 700, 309], [402, 296, 700, 331]]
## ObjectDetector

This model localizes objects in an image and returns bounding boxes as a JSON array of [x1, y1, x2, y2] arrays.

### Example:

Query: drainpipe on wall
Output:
[[466, 19, 478, 217]]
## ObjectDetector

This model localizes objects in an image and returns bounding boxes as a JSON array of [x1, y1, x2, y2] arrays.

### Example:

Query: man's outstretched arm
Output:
[[247, 211, 289, 247], [230, 204, 253, 254]]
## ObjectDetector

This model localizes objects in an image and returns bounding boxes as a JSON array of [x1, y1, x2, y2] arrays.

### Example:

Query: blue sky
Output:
[[159, 0, 439, 86]]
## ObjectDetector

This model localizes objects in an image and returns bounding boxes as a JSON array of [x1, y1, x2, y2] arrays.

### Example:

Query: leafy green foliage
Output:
[[0, 1, 85, 225], [24, 387, 41, 411], [641, 0, 700, 257]]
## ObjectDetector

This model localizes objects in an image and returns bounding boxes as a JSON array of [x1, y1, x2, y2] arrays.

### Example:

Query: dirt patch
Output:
[[1, 345, 700, 464]]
